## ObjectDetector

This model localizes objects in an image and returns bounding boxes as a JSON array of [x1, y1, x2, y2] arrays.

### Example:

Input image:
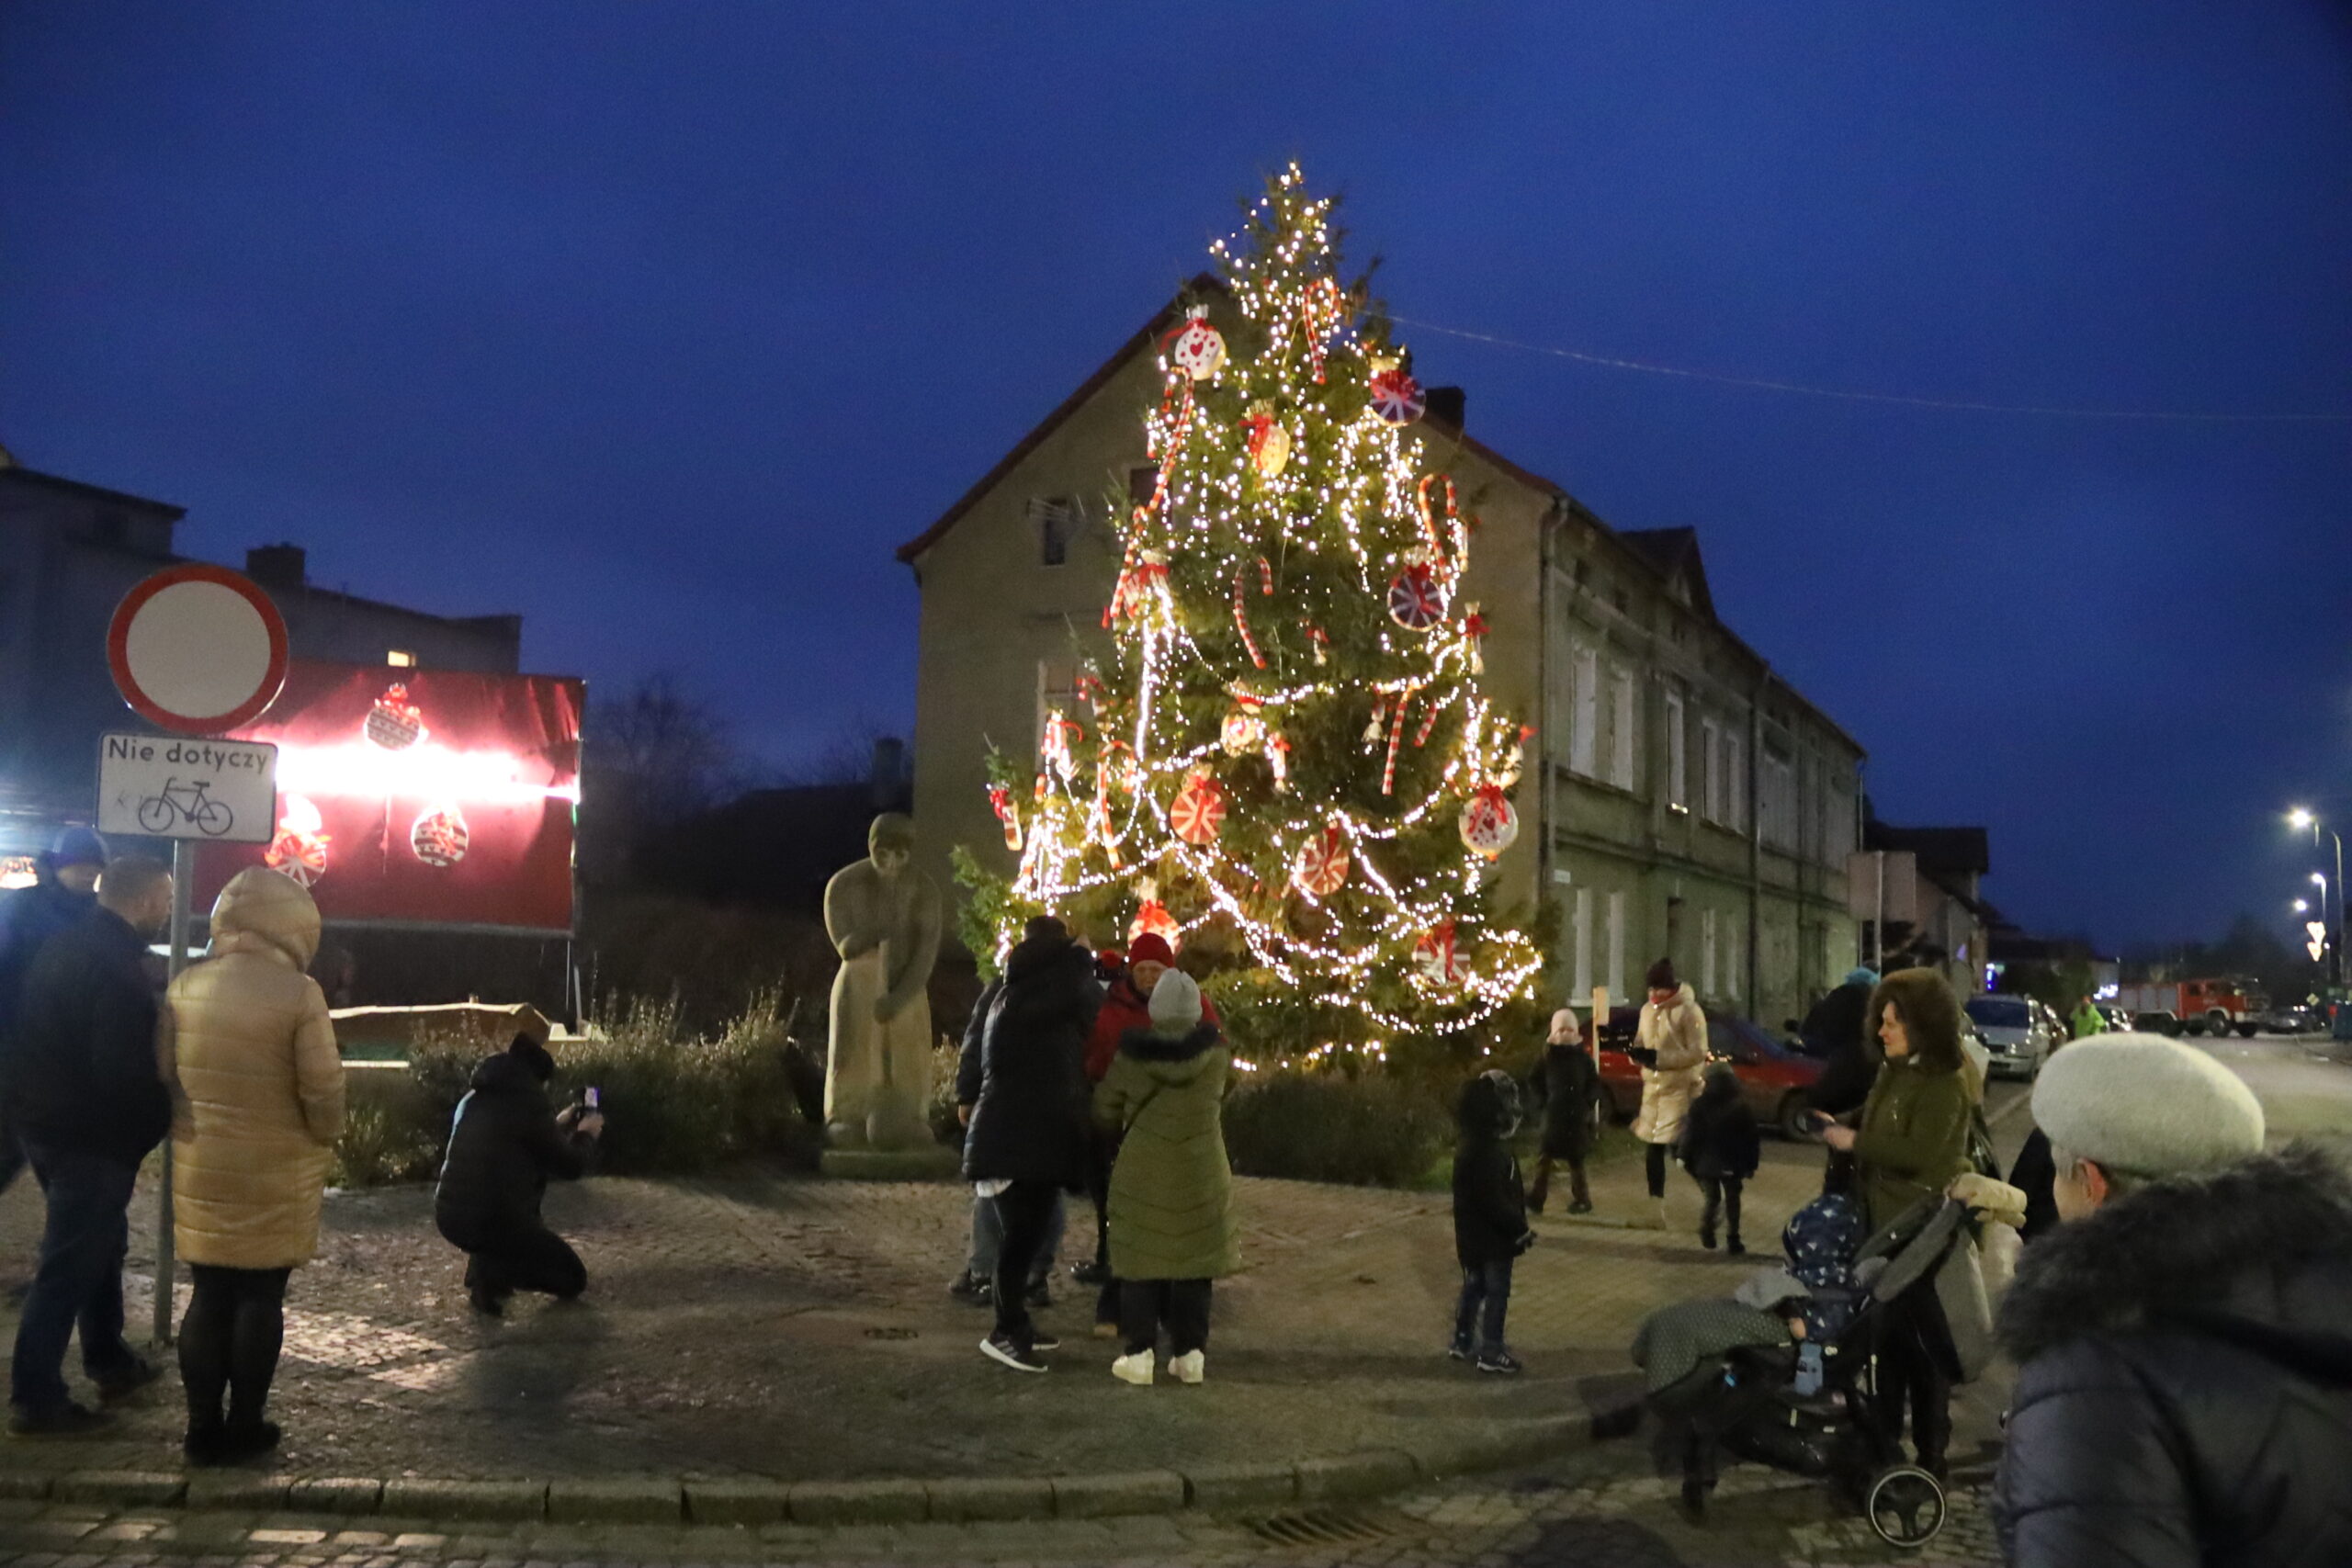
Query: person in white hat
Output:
[[1993, 1032, 2352, 1567]]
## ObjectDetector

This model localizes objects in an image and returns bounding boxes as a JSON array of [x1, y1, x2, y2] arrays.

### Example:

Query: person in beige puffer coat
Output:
[[1630, 959, 1707, 1230], [160, 867, 345, 1466]]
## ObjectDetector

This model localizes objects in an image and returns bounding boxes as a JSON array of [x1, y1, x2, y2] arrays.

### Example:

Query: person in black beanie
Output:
[[434, 1033, 602, 1316]]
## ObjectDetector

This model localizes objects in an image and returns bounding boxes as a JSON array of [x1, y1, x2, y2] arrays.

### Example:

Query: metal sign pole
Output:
[[1872, 851, 1885, 972], [153, 839, 194, 1348]]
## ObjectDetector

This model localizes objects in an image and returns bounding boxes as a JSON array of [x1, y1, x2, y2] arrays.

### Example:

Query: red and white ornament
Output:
[[1386, 564, 1444, 630], [1413, 921, 1465, 986], [410, 803, 469, 868], [1041, 709, 1081, 783], [1368, 363, 1425, 425], [265, 795, 330, 886], [988, 784, 1023, 852], [1170, 768, 1227, 845], [1292, 824, 1351, 897], [1240, 400, 1292, 477], [1129, 898, 1180, 948], [364, 684, 424, 750], [1458, 784, 1520, 860], [1164, 307, 1227, 381]]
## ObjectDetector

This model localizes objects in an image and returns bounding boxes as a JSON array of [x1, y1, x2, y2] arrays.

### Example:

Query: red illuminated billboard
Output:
[[200, 661, 583, 933]]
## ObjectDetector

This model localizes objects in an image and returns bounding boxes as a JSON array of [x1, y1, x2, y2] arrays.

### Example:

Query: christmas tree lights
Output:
[[970, 165, 1544, 1058]]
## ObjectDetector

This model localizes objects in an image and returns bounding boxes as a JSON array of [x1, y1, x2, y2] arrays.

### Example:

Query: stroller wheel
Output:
[[1863, 1465, 1946, 1549]]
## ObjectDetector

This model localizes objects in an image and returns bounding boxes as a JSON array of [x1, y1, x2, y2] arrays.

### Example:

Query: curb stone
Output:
[[0, 1409, 1595, 1529]]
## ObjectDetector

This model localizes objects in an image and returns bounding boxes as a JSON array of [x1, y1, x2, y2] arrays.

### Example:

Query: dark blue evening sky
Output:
[[5, 3, 2348, 951]]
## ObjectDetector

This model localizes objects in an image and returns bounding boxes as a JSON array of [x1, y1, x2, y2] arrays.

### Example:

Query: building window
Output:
[[1570, 646, 1600, 777], [1605, 889, 1627, 1008], [1025, 497, 1080, 568], [1701, 907, 1718, 997], [1726, 909, 1744, 998], [386, 649, 415, 668], [1125, 463, 1158, 515], [1035, 658, 1079, 752], [1608, 668, 1636, 791], [1723, 730, 1746, 834], [1700, 717, 1722, 821], [1762, 748, 1796, 852], [1665, 690, 1688, 811], [1572, 885, 1594, 1001]]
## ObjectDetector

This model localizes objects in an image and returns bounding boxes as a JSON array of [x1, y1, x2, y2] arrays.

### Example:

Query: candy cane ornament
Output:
[[1383, 694, 1408, 794]]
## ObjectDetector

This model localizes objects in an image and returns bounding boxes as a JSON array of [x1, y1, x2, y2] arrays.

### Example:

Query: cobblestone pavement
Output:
[[0, 1435, 2000, 1565], [0, 1122, 1990, 1487]]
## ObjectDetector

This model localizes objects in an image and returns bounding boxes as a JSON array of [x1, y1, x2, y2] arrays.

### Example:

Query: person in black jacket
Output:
[[945, 975, 1065, 1308], [1677, 1064, 1761, 1254], [1450, 1069, 1533, 1376], [6, 854, 174, 1434], [434, 1035, 602, 1316], [1527, 1010, 1598, 1215], [0, 829, 109, 1197], [1802, 967, 1880, 1197], [1994, 1033, 2352, 1567], [961, 917, 1100, 1373]]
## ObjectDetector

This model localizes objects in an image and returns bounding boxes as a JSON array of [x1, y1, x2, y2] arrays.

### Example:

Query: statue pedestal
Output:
[[820, 1145, 964, 1182]]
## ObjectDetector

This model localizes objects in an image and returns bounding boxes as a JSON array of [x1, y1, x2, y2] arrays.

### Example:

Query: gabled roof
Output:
[[1616, 526, 1715, 618], [0, 464, 186, 520], [896, 273, 1218, 565]]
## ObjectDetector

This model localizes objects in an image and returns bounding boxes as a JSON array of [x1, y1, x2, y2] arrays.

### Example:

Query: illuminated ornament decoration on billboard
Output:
[[364, 684, 426, 750], [410, 803, 470, 868], [265, 794, 331, 886]]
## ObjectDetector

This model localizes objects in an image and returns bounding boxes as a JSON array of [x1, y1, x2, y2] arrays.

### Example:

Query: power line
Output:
[[1387, 313, 2352, 423]]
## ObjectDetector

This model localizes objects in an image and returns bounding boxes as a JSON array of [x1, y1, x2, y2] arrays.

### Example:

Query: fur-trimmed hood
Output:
[[1998, 1145, 2352, 1381], [1114, 1021, 1224, 1086]]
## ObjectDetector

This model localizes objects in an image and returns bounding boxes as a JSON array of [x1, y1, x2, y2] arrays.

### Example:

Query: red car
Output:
[[1595, 1006, 1827, 1140]]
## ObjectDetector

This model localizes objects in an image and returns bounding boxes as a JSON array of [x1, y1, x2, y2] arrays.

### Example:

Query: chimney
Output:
[[869, 737, 909, 811], [1424, 386, 1466, 431], [245, 544, 306, 592]]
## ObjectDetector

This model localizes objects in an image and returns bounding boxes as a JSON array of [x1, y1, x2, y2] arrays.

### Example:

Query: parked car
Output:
[[2134, 1009, 2181, 1036], [2261, 1003, 2318, 1036], [2097, 1004, 2133, 1032], [1962, 994, 2053, 1080], [1597, 1007, 1828, 1139]]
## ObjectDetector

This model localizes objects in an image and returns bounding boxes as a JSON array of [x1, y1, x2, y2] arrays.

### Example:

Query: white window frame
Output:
[[1724, 731, 1746, 835], [1608, 668, 1635, 791], [1569, 645, 1600, 777], [1701, 907, 1718, 997], [1665, 689, 1688, 811], [1605, 889, 1626, 1009], [1726, 908, 1744, 998], [1572, 885, 1594, 999]]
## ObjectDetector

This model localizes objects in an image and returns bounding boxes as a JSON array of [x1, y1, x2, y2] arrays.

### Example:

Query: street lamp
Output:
[[2294, 898, 2311, 914], [2287, 807, 2346, 988]]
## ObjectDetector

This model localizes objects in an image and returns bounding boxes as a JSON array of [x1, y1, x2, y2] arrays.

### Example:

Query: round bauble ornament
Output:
[[265, 794, 330, 887], [410, 803, 469, 868], [1413, 921, 1465, 986], [1129, 898, 1180, 948], [1387, 564, 1444, 630], [364, 683, 424, 750], [1165, 308, 1227, 381], [1459, 784, 1520, 860], [1219, 703, 1264, 756], [1170, 768, 1227, 846], [1368, 363, 1426, 425], [1292, 824, 1351, 897]]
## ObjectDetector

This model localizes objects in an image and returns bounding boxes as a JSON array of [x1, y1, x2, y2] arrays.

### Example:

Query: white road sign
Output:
[[97, 731, 277, 844]]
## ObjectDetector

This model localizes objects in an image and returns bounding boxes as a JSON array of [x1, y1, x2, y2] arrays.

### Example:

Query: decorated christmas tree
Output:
[[964, 165, 1545, 1064]]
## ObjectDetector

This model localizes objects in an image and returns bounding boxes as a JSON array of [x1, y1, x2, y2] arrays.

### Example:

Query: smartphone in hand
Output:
[[585, 1087, 601, 1111]]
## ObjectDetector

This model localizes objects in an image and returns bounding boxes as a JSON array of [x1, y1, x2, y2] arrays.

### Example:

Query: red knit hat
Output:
[[1126, 932, 1176, 968]]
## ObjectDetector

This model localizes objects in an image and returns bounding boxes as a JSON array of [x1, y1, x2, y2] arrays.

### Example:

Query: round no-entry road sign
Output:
[[107, 564, 289, 735]]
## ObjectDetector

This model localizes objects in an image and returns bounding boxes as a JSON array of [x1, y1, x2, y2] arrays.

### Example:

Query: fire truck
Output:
[[2113, 977, 2265, 1038]]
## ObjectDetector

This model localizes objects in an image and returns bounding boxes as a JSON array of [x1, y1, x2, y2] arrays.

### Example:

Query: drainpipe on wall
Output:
[[1535, 497, 1560, 957], [1747, 664, 1766, 1015]]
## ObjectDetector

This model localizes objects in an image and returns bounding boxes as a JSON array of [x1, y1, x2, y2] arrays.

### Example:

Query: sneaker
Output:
[[1025, 1279, 1053, 1310], [8, 1400, 111, 1437], [1446, 1338, 1473, 1362], [1567, 1199, 1593, 1215], [223, 1420, 281, 1461], [1645, 1198, 1670, 1231], [1476, 1349, 1524, 1376], [467, 1283, 505, 1318], [1070, 1259, 1112, 1287], [1726, 1239, 1747, 1258], [1028, 1331, 1062, 1352], [93, 1353, 163, 1404], [1111, 1350, 1154, 1385], [1168, 1349, 1204, 1385], [979, 1333, 1048, 1374], [1699, 1228, 1717, 1251], [946, 1269, 987, 1302]]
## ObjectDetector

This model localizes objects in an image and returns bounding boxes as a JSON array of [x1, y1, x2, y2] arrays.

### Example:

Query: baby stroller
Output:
[[1633, 1193, 1977, 1551]]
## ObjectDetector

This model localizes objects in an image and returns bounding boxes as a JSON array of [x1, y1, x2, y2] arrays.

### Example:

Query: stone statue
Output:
[[822, 814, 941, 1151]]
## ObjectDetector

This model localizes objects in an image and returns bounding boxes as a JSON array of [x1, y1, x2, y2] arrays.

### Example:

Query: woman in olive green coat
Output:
[[1092, 971, 1238, 1387], [1821, 966, 1980, 1477]]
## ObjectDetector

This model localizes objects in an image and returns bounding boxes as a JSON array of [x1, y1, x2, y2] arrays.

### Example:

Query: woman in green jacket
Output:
[[1092, 970, 1238, 1387], [1821, 966, 1979, 1478]]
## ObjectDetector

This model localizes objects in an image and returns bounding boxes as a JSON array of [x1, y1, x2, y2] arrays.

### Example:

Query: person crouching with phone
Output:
[[434, 1034, 602, 1316]]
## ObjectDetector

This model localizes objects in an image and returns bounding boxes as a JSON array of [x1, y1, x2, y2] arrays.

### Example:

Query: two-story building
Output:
[[898, 284, 1869, 1025]]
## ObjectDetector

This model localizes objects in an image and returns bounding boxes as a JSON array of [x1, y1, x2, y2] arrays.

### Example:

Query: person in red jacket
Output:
[[1075, 935, 1219, 1334]]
